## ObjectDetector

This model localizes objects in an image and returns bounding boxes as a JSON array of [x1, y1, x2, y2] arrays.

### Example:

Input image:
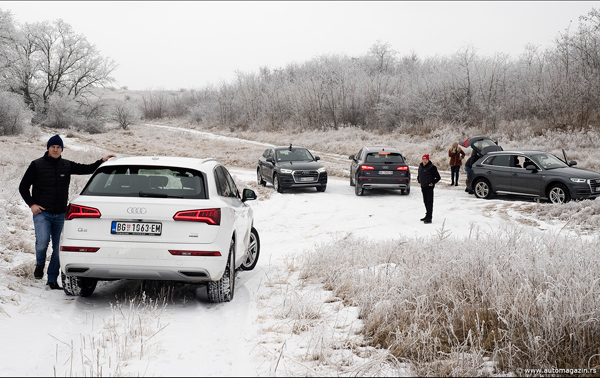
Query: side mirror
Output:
[[569, 160, 577, 167], [266, 157, 274, 164], [242, 188, 257, 202], [526, 165, 537, 172], [349, 155, 355, 160], [315, 156, 321, 161]]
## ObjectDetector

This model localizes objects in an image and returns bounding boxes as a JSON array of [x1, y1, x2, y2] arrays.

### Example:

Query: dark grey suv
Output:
[[349, 146, 410, 196], [257, 145, 327, 193], [467, 150, 600, 203]]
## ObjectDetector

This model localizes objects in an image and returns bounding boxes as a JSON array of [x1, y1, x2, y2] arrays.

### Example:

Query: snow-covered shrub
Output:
[[42, 94, 79, 129], [0, 91, 33, 135]]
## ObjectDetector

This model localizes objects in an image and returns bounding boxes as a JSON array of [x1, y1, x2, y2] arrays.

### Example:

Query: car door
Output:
[[510, 155, 542, 195], [350, 148, 364, 178], [480, 154, 512, 192], [219, 166, 251, 264], [258, 148, 275, 184]]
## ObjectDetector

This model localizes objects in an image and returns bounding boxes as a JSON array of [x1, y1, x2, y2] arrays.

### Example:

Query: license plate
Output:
[[378, 171, 393, 175], [595, 187, 600, 192], [299, 177, 315, 182], [111, 221, 162, 235]]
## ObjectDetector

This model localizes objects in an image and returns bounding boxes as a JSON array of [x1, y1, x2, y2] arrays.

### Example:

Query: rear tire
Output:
[[548, 183, 570, 204], [239, 228, 260, 271], [401, 185, 410, 195], [350, 174, 355, 187], [355, 181, 364, 196], [207, 239, 236, 303], [474, 179, 492, 199], [61, 273, 97, 297]]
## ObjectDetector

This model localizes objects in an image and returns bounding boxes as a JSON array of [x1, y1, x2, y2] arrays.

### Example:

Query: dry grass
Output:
[[297, 229, 600, 375]]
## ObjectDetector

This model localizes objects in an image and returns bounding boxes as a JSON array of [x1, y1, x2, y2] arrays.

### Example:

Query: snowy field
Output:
[[0, 125, 597, 376]]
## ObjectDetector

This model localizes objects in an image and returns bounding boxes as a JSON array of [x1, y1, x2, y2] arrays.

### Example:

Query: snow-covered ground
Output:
[[0, 126, 583, 377]]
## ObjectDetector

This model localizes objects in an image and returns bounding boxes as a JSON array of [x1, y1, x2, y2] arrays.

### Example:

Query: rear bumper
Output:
[[358, 176, 410, 190], [62, 264, 212, 282], [59, 239, 229, 283], [360, 182, 410, 190]]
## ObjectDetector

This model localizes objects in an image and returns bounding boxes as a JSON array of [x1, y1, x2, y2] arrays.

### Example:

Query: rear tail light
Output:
[[397, 166, 409, 171], [360, 165, 375, 170], [169, 250, 221, 257], [60, 246, 99, 253], [65, 204, 101, 220], [173, 208, 221, 225]]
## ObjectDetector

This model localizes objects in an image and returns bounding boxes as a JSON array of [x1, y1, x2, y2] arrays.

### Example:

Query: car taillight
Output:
[[397, 166, 409, 171], [65, 204, 101, 220], [169, 250, 222, 256], [360, 165, 375, 170], [60, 246, 100, 253], [173, 208, 221, 225]]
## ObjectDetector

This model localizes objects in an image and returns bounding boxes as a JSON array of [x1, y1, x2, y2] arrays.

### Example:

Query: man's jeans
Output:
[[33, 211, 65, 283]]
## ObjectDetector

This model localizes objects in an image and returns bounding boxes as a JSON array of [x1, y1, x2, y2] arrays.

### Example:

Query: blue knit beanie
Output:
[[47, 134, 64, 150]]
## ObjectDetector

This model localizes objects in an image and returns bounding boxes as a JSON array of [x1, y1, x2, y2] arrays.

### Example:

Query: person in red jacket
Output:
[[417, 154, 441, 224], [19, 135, 116, 289]]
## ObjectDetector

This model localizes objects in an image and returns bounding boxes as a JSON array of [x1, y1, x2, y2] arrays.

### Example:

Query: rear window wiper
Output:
[[139, 191, 183, 198]]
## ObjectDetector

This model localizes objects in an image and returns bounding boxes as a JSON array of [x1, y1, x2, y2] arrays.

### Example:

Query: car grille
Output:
[[293, 170, 319, 183], [590, 179, 600, 191]]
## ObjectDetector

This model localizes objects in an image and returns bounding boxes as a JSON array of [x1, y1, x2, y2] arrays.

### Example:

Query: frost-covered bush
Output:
[[299, 229, 600, 375], [0, 91, 33, 135], [112, 100, 140, 130], [42, 94, 79, 129]]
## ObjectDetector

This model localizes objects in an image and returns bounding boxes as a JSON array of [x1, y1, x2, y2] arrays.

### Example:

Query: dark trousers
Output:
[[450, 166, 460, 184], [421, 185, 434, 220]]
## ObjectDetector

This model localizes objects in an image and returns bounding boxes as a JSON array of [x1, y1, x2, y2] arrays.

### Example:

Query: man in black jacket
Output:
[[19, 135, 116, 289], [417, 154, 441, 224]]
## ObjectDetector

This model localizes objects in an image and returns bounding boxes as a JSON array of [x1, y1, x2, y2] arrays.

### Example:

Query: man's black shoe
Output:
[[34, 264, 44, 279], [423, 219, 432, 224], [46, 281, 61, 290], [420, 217, 427, 221]]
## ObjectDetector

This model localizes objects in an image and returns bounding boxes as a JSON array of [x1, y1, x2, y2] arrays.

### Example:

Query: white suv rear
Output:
[[59, 156, 260, 302]]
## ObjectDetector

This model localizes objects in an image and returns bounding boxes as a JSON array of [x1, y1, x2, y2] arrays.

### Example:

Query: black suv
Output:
[[257, 145, 327, 193], [349, 146, 410, 196], [468, 150, 600, 203]]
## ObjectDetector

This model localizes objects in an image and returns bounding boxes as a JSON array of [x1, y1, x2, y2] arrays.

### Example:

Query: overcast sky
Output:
[[2, 1, 598, 90]]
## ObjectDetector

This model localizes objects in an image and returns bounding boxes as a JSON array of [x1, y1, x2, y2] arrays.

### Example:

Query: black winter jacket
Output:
[[417, 161, 441, 187], [19, 152, 103, 214]]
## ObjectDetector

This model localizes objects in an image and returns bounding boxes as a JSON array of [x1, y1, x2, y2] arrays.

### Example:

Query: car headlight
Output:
[[280, 169, 293, 174], [317, 167, 327, 173], [570, 178, 587, 183]]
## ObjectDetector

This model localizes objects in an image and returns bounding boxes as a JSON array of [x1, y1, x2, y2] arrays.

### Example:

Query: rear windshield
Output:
[[365, 152, 405, 164], [81, 165, 207, 199]]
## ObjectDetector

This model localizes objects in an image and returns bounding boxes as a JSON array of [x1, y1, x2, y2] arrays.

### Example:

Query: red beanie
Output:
[[422, 154, 430, 160]]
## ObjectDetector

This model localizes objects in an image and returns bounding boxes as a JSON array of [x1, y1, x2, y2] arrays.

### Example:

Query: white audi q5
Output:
[[59, 156, 260, 302]]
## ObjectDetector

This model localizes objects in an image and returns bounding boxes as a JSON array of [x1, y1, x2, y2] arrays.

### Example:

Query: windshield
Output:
[[275, 148, 314, 162], [81, 165, 207, 199], [530, 153, 568, 170]]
